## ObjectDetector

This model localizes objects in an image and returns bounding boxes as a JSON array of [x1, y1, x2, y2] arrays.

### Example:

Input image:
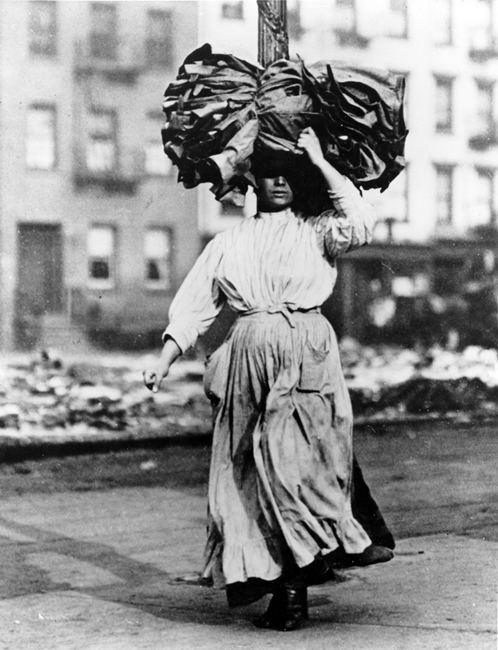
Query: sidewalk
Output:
[[0, 486, 495, 650]]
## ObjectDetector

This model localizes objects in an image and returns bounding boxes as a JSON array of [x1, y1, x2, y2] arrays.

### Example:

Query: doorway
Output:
[[15, 224, 63, 348]]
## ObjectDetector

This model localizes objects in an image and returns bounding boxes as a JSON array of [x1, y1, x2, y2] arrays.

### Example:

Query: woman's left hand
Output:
[[297, 127, 326, 167]]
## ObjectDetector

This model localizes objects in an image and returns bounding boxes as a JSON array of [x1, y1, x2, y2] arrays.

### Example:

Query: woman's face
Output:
[[257, 176, 294, 211]]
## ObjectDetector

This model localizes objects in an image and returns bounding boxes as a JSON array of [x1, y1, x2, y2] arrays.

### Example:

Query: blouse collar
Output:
[[255, 208, 294, 219]]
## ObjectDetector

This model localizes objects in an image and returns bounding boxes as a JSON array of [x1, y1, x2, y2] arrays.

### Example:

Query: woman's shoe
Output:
[[325, 544, 393, 569], [254, 584, 308, 631], [348, 544, 394, 567]]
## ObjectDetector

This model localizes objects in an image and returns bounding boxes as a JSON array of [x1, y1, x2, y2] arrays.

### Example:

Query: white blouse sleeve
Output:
[[162, 235, 226, 353], [314, 177, 376, 259]]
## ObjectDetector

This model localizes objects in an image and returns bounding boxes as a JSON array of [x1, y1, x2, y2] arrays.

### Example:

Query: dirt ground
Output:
[[1, 421, 496, 542]]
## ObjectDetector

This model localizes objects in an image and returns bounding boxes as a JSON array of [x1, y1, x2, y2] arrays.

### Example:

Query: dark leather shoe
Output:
[[347, 544, 394, 567], [326, 544, 394, 569], [254, 584, 308, 631]]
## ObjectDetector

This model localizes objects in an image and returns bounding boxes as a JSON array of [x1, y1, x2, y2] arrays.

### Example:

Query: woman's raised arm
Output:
[[297, 127, 376, 258]]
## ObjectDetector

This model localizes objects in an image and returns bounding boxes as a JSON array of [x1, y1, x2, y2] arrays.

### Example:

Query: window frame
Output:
[[475, 166, 496, 225], [287, 0, 304, 41], [335, 0, 358, 33], [388, 0, 408, 39], [29, 0, 58, 57], [435, 75, 454, 134], [475, 79, 495, 135], [144, 111, 172, 177], [26, 103, 57, 171], [221, 1, 244, 20], [470, 0, 494, 54], [85, 108, 119, 174], [146, 9, 173, 68], [89, 2, 118, 61], [87, 224, 117, 289], [144, 226, 173, 291], [434, 164, 455, 226], [432, 0, 453, 46]]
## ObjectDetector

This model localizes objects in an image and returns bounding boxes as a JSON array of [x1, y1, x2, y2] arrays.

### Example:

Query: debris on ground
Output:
[[0, 344, 497, 441]]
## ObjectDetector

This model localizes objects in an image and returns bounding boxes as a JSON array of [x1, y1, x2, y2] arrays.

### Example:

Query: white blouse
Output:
[[164, 178, 376, 353]]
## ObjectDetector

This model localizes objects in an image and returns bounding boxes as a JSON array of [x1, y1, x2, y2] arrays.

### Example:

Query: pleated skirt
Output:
[[202, 311, 371, 587]]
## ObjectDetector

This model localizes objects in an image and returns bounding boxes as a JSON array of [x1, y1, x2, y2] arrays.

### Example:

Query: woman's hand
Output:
[[297, 127, 326, 167], [298, 126, 347, 195], [143, 337, 182, 393]]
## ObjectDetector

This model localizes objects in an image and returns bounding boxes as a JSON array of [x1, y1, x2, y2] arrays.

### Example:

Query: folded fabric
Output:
[[161, 43, 408, 209]]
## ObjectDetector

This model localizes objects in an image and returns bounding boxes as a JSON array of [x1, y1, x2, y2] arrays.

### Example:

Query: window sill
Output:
[[74, 172, 139, 195], [335, 29, 369, 49], [469, 46, 498, 63], [88, 281, 115, 291], [145, 283, 171, 292], [468, 134, 498, 151]]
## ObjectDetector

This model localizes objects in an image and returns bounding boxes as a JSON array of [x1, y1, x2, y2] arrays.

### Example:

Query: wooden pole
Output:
[[257, 0, 289, 67]]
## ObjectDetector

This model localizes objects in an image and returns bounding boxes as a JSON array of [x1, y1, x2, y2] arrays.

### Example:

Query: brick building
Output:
[[0, 0, 200, 351], [1, 0, 498, 352], [200, 0, 498, 347]]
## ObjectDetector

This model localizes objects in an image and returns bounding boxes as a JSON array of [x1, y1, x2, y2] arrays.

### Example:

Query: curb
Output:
[[2, 416, 497, 464]]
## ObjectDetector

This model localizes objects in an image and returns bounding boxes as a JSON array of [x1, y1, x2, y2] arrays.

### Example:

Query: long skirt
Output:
[[202, 310, 371, 589]]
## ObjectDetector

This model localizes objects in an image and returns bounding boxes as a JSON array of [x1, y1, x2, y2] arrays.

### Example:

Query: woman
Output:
[[144, 127, 393, 631]]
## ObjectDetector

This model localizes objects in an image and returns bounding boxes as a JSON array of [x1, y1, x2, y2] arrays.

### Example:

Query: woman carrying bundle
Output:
[[143, 127, 393, 632]]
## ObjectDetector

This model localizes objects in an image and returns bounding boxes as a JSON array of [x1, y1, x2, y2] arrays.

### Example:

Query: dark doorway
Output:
[[15, 224, 63, 348]]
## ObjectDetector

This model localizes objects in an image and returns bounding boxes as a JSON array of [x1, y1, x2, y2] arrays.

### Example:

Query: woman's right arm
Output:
[[143, 235, 225, 392], [143, 336, 182, 393]]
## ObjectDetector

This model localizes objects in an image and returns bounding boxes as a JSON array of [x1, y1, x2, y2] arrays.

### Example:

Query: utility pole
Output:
[[257, 0, 289, 67]]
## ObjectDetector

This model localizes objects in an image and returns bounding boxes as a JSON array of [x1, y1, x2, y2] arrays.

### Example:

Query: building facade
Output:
[[1, 0, 498, 352], [0, 0, 200, 351], [199, 0, 498, 347]]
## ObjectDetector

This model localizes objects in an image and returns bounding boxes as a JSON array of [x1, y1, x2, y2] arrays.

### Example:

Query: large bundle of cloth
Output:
[[162, 44, 408, 211]]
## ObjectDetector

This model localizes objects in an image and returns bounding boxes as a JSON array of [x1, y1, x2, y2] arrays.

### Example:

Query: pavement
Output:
[[0, 353, 496, 649], [0, 484, 496, 650]]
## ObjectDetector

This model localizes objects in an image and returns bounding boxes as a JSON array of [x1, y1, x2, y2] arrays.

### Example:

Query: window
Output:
[[88, 226, 115, 286], [221, 2, 244, 20], [86, 110, 117, 173], [29, 1, 57, 56], [476, 81, 494, 132], [288, 0, 304, 40], [435, 165, 454, 226], [26, 105, 56, 170], [388, 0, 407, 38], [90, 2, 117, 60], [144, 113, 172, 176], [144, 228, 172, 289], [474, 167, 495, 225], [386, 167, 408, 222], [435, 77, 453, 133], [335, 0, 356, 33], [146, 10, 173, 68], [470, 0, 494, 52], [334, 0, 368, 46], [469, 80, 496, 148], [371, 166, 408, 224], [432, 0, 452, 45]]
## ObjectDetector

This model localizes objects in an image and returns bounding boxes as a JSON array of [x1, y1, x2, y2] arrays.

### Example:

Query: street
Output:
[[0, 422, 496, 649]]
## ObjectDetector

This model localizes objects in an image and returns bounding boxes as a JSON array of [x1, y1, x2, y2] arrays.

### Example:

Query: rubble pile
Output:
[[340, 340, 498, 422], [0, 352, 210, 435], [0, 343, 497, 436]]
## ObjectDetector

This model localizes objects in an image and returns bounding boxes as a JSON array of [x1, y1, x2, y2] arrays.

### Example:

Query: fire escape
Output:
[[72, 21, 144, 194]]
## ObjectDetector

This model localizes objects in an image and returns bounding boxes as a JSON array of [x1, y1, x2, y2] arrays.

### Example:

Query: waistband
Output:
[[237, 306, 320, 328]]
